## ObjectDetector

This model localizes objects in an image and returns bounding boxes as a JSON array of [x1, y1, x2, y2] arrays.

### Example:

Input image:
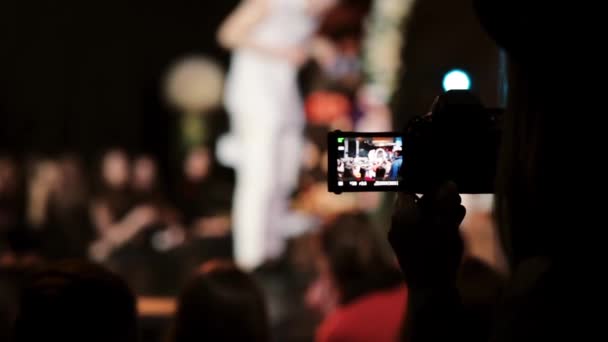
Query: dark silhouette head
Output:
[[319, 213, 403, 304], [474, 0, 588, 267], [171, 260, 270, 342], [13, 260, 137, 342]]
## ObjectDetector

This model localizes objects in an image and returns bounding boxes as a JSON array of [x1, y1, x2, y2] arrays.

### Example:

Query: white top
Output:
[[250, 0, 317, 51], [224, 0, 317, 124]]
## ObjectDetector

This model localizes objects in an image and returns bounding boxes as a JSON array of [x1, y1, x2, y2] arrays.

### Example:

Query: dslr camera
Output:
[[327, 90, 502, 194]]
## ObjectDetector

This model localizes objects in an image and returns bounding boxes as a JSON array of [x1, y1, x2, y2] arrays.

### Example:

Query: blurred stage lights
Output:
[[442, 69, 471, 91]]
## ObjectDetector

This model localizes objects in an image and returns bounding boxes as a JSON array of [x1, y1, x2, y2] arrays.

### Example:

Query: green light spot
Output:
[[337, 137, 345, 143]]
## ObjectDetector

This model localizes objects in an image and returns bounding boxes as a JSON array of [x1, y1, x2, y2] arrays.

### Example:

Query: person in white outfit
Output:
[[218, 0, 337, 270]]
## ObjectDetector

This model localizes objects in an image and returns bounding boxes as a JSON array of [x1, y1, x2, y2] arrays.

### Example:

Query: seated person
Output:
[[13, 260, 137, 342], [376, 167, 387, 180], [307, 213, 407, 342], [389, 149, 402, 180], [169, 260, 270, 342]]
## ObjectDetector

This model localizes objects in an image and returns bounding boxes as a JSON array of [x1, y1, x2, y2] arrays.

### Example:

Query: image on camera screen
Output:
[[335, 135, 403, 190]]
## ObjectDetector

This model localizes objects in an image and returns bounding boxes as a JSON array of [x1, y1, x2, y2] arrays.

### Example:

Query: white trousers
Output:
[[225, 68, 304, 270]]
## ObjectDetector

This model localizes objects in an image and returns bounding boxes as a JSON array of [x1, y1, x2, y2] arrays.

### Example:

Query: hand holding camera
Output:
[[327, 90, 500, 288], [389, 182, 466, 289]]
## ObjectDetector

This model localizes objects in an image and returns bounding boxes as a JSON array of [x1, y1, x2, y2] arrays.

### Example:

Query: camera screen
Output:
[[329, 133, 403, 193]]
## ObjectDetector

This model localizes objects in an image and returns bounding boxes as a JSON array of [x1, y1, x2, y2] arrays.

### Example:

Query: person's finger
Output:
[[415, 183, 464, 229], [389, 192, 419, 245]]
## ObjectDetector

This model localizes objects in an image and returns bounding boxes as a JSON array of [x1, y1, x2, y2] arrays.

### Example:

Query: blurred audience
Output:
[[0, 266, 19, 342], [175, 146, 214, 227], [131, 154, 184, 252], [307, 213, 407, 342], [13, 260, 137, 342], [0, 156, 30, 266], [89, 149, 156, 261], [26, 159, 61, 230], [169, 260, 270, 342], [28, 156, 94, 260], [132, 154, 163, 202]]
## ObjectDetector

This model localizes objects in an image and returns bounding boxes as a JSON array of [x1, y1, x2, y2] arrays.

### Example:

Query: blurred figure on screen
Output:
[[218, 0, 338, 269], [370, 148, 391, 180], [389, 146, 402, 180]]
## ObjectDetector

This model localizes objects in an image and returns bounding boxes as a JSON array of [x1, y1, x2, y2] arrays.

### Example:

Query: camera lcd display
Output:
[[328, 132, 403, 193]]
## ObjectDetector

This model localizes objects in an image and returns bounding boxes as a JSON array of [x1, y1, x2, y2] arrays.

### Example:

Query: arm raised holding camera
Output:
[[388, 182, 467, 341]]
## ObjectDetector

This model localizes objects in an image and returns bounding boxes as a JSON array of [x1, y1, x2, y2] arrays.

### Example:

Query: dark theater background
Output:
[[0, 0, 500, 159], [0, 1, 236, 171], [0, 1, 507, 341]]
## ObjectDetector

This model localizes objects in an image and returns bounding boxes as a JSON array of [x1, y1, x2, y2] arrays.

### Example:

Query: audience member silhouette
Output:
[[0, 156, 30, 264], [389, 1, 593, 341], [39, 155, 93, 259], [13, 260, 137, 342], [169, 260, 271, 342], [311, 213, 406, 342]]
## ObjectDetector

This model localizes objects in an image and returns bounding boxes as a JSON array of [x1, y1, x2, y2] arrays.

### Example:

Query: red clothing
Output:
[[315, 285, 408, 342]]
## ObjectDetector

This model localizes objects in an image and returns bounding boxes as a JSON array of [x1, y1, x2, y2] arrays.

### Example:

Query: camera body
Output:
[[327, 90, 502, 194], [400, 90, 502, 194]]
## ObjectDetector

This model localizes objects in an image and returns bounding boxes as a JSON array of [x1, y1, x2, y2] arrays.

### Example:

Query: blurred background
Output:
[[0, 0, 505, 341]]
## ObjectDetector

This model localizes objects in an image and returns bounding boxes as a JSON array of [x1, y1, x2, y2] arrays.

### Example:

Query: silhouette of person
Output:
[[388, 1, 595, 341]]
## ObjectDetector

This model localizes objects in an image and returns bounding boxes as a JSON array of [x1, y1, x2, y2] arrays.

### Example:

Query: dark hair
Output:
[[320, 213, 403, 305], [376, 167, 386, 179], [14, 260, 137, 342], [170, 262, 270, 342], [318, 3, 366, 42]]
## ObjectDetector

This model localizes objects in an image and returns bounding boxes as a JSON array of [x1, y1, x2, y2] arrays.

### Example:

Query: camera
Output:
[[327, 90, 502, 194], [400, 89, 502, 193], [327, 132, 404, 193]]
